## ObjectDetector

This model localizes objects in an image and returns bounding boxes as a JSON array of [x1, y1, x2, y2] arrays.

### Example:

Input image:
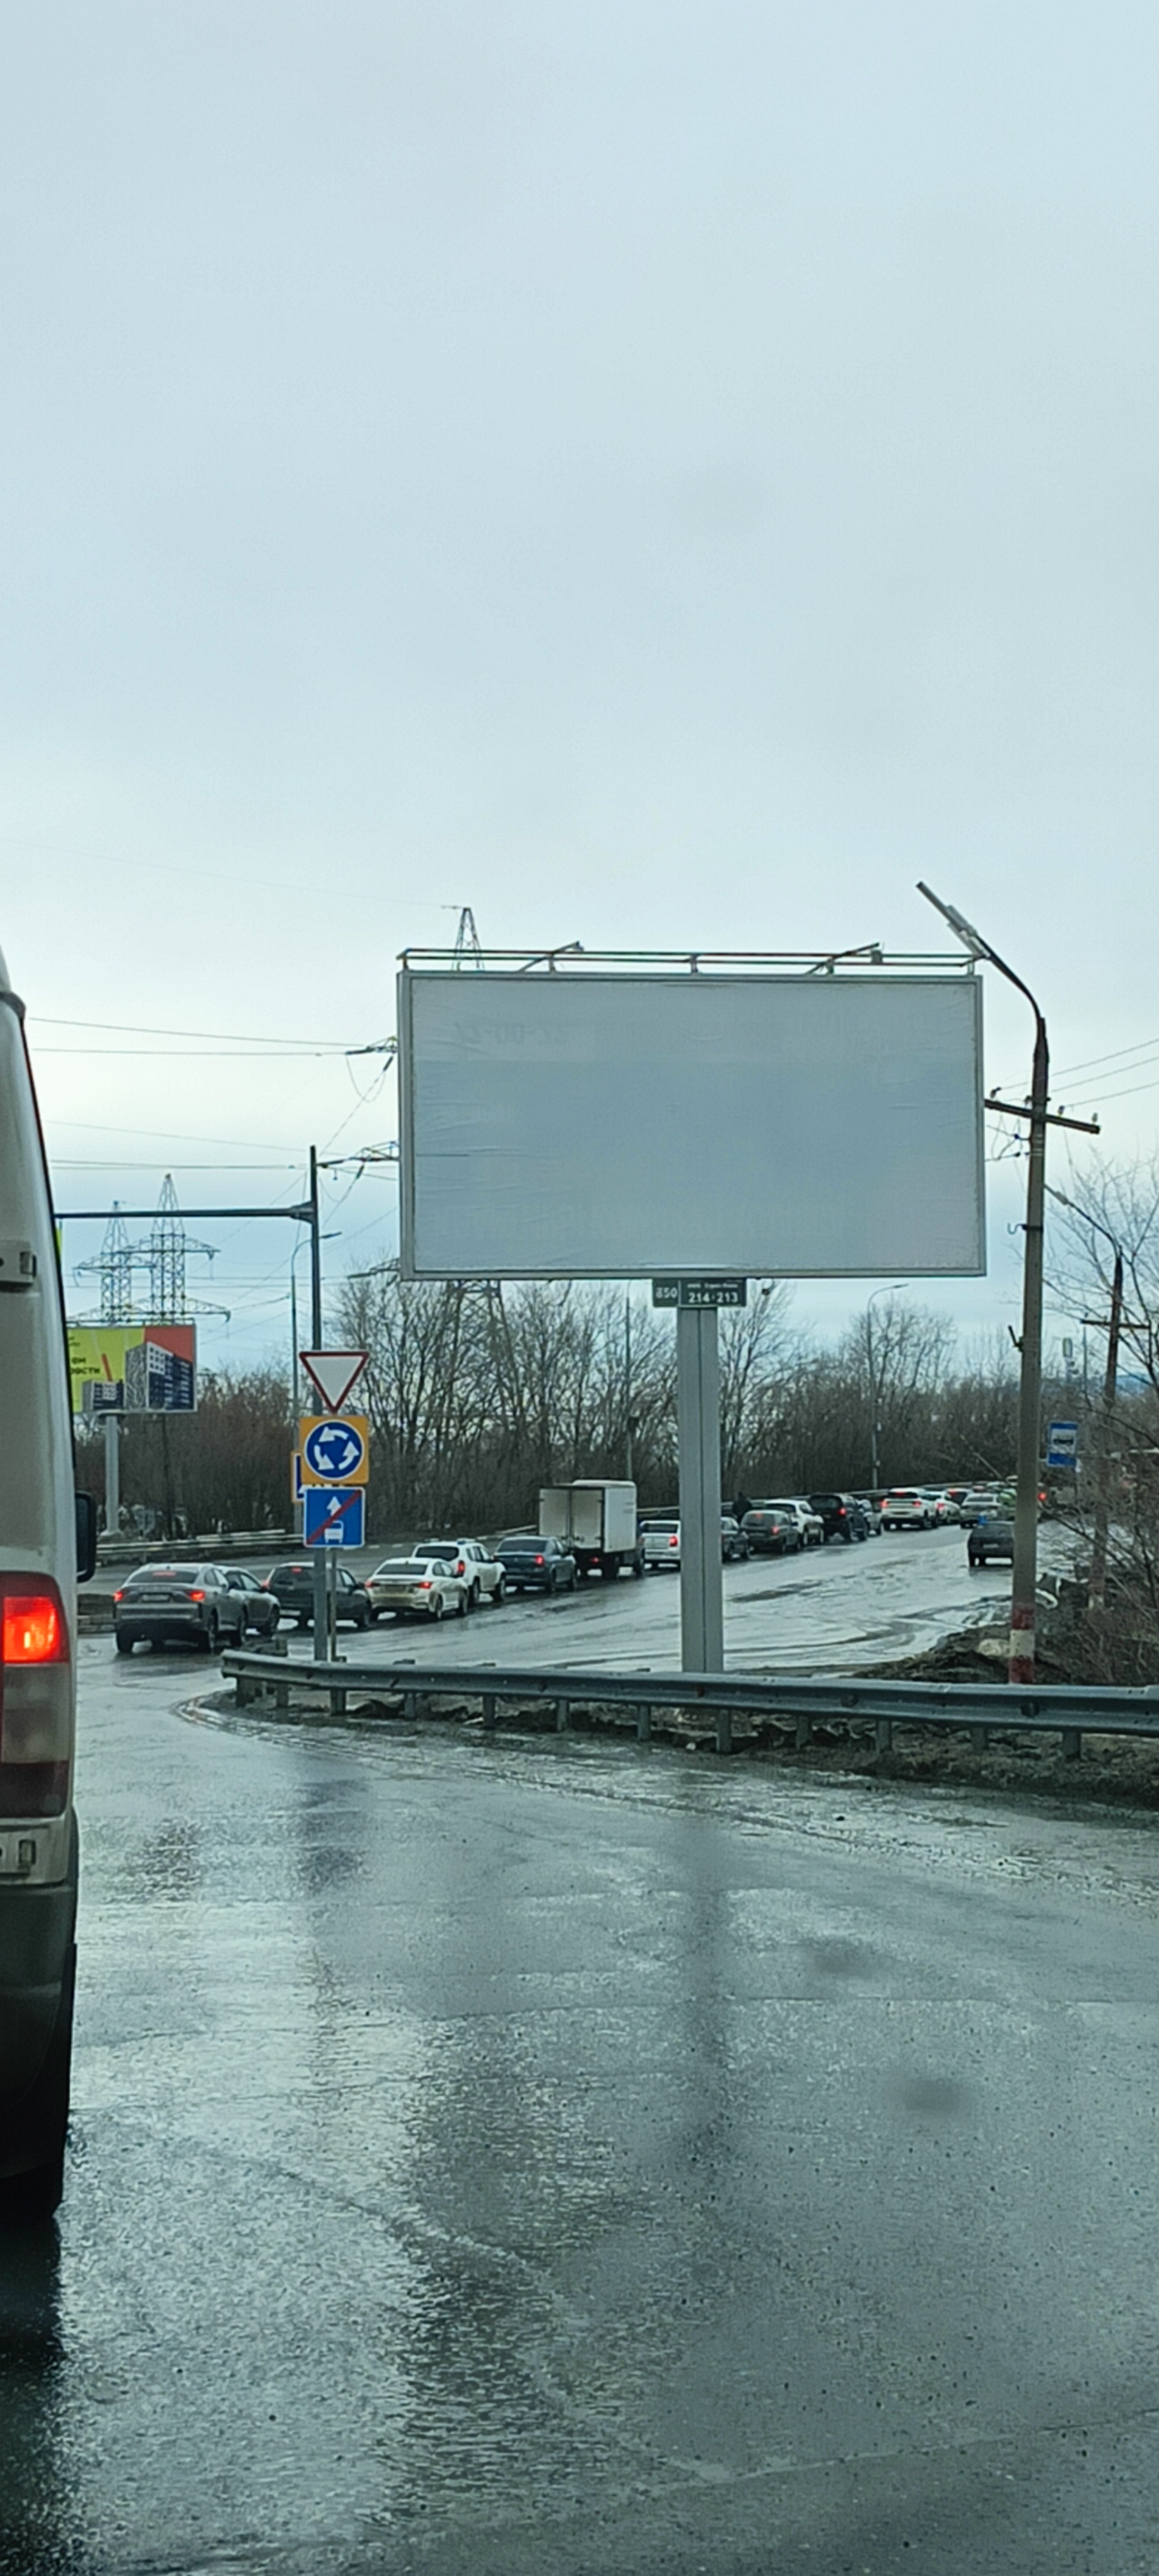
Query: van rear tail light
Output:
[[0, 1575, 71, 1814], [2, 1594, 65, 1664]]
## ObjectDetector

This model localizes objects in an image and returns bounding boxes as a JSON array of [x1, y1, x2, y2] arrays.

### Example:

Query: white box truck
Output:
[[538, 1479, 643, 1581]]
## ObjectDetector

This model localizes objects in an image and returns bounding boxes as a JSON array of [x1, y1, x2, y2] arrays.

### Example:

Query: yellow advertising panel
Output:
[[68, 1322, 197, 1414], [68, 1327, 134, 1415], [298, 1414, 370, 1487]]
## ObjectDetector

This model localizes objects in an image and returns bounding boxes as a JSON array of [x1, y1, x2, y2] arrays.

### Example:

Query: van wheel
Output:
[[0, 1943, 75, 2222]]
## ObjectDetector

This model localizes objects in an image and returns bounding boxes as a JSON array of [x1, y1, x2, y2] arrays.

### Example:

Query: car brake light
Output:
[[113, 1588, 124, 1603], [187, 1589, 205, 1603], [2, 1594, 65, 1664], [535, 1554, 544, 1566], [669, 1534, 678, 1547], [0, 1575, 71, 1815], [419, 1579, 431, 1589]]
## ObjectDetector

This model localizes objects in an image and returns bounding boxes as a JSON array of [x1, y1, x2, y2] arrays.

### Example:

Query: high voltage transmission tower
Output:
[[452, 905, 484, 967], [145, 1176, 225, 1321], [72, 1177, 228, 1322], [76, 1208, 137, 1322]]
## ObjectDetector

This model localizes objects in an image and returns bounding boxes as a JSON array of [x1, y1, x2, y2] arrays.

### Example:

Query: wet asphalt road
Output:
[[235, 1522, 1052, 1676], [6, 1623, 1159, 2575]]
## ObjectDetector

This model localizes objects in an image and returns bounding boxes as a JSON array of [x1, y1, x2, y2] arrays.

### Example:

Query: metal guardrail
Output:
[[97, 1529, 296, 1568], [221, 1650, 1159, 1762]]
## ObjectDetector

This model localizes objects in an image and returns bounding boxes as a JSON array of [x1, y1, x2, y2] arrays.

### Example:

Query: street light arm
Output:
[[917, 882, 1045, 1038]]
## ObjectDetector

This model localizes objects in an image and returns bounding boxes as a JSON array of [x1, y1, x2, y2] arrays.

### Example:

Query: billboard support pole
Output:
[[677, 1307, 725, 1702], [104, 1414, 120, 1536], [308, 1146, 328, 1664]]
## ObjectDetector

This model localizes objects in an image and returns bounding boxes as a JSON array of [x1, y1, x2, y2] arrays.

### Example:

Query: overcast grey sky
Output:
[[2, 1, 1156, 1365]]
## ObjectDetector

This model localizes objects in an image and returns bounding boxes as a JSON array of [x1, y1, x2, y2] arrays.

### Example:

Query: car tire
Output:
[[205, 1613, 220, 1655], [456, 1590, 468, 1617], [297, 1612, 310, 1632], [115, 1631, 133, 1656], [0, 1940, 75, 2222], [491, 1576, 505, 1605], [430, 1595, 444, 1621]]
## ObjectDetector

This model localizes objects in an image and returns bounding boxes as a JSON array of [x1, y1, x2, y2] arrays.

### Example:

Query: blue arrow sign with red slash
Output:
[[303, 1486, 366, 1548]]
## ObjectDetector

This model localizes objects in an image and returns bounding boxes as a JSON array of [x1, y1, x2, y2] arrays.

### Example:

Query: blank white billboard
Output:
[[398, 971, 985, 1280]]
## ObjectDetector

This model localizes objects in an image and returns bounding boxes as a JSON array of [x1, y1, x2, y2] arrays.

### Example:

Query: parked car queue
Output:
[[112, 1479, 1026, 1653]]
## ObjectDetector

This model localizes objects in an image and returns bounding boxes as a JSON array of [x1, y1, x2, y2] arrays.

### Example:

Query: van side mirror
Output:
[[75, 1491, 97, 1584]]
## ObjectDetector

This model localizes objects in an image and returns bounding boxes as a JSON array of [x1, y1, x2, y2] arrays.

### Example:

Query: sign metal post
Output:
[[675, 1304, 725, 1699]]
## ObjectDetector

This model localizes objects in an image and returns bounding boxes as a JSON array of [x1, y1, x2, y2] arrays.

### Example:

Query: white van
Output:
[[0, 946, 94, 2214]]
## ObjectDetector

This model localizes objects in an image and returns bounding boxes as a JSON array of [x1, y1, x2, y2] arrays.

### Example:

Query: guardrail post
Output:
[[1061, 1728, 1082, 1760], [403, 1691, 417, 1721], [482, 1693, 497, 1731], [636, 1702, 651, 1742], [715, 1708, 733, 1756], [795, 1712, 811, 1749], [275, 1673, 290, 1713], [875, 1719, 892, 1752], [331, 1685, 347, 1716], [555, 1699, 567, 1732]]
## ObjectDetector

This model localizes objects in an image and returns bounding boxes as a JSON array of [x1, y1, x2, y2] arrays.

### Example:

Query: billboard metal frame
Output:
[[397, 949, 984, 1286], [397, 943, 986, 1682]]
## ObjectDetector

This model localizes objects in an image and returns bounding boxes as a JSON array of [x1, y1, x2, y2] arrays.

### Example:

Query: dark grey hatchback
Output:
[[113, 1563, 247, 1655], [496, 1534, 578, 1594]]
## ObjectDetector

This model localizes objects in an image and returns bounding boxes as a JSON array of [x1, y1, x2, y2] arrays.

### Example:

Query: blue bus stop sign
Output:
[[304, 1487, 365, 1547]]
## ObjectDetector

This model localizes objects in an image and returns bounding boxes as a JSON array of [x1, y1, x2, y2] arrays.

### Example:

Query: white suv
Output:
[[880, 1488, 935, 1531], [411, 1538, 506, 1606]]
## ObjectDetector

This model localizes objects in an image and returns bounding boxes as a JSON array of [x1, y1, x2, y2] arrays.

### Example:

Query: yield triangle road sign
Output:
[[299, 1348, 368, 1412]]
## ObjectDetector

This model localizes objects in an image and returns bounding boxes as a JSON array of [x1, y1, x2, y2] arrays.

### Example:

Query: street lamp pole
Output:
[[919, 883, 1048, 1685]]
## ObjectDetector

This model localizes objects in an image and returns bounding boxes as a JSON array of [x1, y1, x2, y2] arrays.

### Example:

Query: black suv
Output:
[[807, 1493, 865, 1544]]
